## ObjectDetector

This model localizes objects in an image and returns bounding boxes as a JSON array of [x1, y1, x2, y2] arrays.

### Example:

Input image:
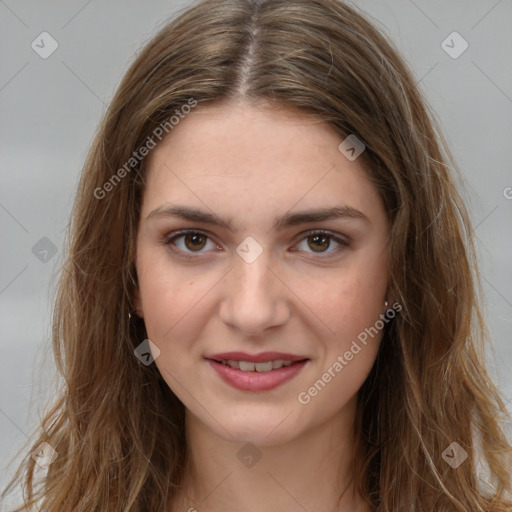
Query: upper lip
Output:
[[206, 351, 309, 363]]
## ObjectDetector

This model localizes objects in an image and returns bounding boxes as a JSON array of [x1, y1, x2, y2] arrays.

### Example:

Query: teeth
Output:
[[255, 361, 273, 372], [239, 361, 255, 372], [221, 360, 294, 372]]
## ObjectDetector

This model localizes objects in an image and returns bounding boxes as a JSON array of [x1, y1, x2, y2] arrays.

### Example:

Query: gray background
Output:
[[1, 0, 511, 507]]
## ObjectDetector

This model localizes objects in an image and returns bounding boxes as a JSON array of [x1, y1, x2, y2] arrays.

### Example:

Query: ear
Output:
[[132, 285, 144, 318], [384, 285, 393, 308]]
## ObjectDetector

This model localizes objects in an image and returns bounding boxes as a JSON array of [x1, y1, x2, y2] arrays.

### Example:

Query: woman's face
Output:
[[134, 101, 390, 446]]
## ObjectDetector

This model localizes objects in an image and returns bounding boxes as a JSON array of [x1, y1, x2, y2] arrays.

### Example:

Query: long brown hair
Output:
[[3, 0, 511, 510]]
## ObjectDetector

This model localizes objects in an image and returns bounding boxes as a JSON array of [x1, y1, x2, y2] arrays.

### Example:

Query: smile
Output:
[[206, 352, 309, 391], [217, 360, 293, 372]]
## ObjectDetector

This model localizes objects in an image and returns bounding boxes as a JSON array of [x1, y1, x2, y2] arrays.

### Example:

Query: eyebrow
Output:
[[146, 204, 370, 231]]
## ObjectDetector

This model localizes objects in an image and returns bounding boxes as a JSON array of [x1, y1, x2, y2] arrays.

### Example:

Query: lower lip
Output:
[[207, 359, 308, 392]]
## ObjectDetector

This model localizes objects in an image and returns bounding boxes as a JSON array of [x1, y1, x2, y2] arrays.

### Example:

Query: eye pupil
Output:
[[308, 234, 330, 252], [173, 231, 341, 256], [185, 233, 206, 251]]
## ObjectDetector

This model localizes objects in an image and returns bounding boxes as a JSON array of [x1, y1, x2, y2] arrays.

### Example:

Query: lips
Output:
[[206, 351, 309, 391], [220, 360, 292, 372], [207, 351, 308, 364]]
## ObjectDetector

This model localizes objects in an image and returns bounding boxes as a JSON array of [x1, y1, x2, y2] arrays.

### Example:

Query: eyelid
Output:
[[291, 229, 349, 257], [296, 229, 350, 244], [162, 229, 221, 257], [163, 228, 350, 258]]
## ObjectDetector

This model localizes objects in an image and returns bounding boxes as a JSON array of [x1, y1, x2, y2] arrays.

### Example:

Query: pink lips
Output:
[[206, 351, 309, 392]]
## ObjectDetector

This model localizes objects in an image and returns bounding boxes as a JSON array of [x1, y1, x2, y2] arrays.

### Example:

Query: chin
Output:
[[225, 424, 298, 447], [199, 407, 303, 447]]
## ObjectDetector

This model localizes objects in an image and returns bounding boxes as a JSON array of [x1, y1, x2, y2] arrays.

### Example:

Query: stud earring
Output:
[[128, 306, 139, 319]]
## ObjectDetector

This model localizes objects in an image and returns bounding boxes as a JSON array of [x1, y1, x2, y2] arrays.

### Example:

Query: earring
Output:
[[128, 306, 139, 319], [384, 300, 388, 310]]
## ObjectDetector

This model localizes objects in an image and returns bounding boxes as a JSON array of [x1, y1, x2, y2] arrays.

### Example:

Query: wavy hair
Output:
[[3, 0, 511, 510]]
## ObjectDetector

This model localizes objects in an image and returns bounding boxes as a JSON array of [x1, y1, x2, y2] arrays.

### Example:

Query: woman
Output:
[[3, 0, 511, 510]]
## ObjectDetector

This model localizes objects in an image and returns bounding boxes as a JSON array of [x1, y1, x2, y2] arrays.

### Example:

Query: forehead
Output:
[[140, 102, 383, 226], [151, 101, 338, 164]]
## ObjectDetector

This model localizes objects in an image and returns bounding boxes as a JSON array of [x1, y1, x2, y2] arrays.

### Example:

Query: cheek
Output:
[[289, 257, 388, 346], [294, 271, 387, 422], [135, 253, 216, 394], [135, 247, 211, 347]]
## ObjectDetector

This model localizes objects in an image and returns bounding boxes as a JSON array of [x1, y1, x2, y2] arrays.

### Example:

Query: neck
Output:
[[170, 396, 371, 512]]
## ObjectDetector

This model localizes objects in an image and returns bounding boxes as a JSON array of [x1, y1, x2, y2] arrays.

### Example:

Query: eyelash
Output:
[[162, 229, 350, 260]]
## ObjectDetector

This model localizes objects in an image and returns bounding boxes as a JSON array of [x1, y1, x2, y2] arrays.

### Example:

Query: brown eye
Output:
[[165, 230, 216, 255], [184, 233, 207, 251], [294, 230, 349, 257], [307, 234, 331, 252]]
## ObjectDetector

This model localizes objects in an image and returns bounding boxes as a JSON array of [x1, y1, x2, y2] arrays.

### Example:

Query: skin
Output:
[[133, 100, 389, 512]]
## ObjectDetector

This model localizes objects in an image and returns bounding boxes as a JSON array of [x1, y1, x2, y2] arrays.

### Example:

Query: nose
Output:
[[219, 250, 290, 337]]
